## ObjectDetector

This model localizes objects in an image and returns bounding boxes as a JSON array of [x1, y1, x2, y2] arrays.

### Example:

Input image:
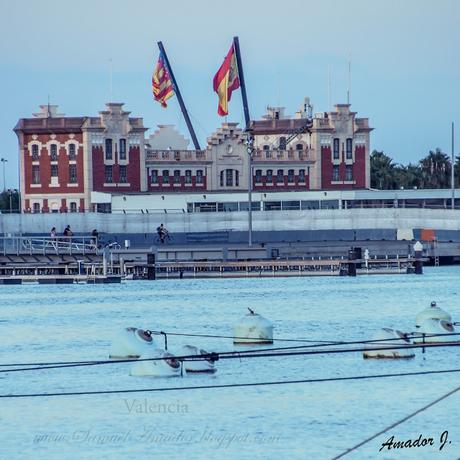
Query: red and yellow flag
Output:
[[152, 52, 174, 108], [213, 43, 240, 116]]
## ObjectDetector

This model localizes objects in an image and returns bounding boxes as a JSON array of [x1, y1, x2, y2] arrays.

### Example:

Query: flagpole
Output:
[[157, 41, 201, 150], [233, 36, 253, 247]]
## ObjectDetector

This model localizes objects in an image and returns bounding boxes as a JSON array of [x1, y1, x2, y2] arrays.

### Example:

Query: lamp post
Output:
[[452, 122, 455, 210], [245, 133, 254, 246], [0, 158, 7, 191]]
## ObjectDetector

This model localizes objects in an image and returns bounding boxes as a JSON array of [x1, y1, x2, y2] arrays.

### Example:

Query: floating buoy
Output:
[[233, 308, 274, 345], [413, 319, 457, 344], [415, 301, 452, 328], [130, 349, 184, 377], [109, 327, 155, 359], [363, 328, 415, 359], [179, 345, 217, 373]]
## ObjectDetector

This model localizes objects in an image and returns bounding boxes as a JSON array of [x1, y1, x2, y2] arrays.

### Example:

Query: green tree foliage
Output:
[[0, 190, 20, 213], [371, 148, 455, 190]]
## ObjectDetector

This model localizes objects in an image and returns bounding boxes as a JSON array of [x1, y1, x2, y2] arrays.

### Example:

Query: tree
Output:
[[419, 148, 451, 189], [370, 150, 397, 189], [0, 190, 20, 213]]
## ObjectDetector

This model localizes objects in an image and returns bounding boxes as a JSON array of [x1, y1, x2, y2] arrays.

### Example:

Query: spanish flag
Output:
[[152, 52, 174, 108], [213, 43, 240, 116]]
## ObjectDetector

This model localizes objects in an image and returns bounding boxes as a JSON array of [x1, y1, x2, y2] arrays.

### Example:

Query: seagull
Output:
[[248, 307, 255, 315]]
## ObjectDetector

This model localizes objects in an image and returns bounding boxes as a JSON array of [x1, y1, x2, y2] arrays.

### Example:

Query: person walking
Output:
[[63, 225, 73, 237]]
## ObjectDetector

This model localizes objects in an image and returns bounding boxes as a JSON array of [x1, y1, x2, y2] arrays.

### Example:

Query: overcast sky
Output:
[[1, 0, 459, 187]]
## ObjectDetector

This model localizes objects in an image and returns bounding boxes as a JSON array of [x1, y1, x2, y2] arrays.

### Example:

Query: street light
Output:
[[0, 158, 7, 191]]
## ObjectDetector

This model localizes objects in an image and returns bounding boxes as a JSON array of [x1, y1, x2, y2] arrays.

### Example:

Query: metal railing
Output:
[[0, 235, 98, 256]]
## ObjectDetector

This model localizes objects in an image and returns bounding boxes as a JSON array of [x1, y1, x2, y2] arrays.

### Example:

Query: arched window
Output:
[[69, 144, 76, 160], [70, 202, 77, 213], [185, 170, 192, 184], [277, 169, 284, 183], [266, 169, 273, 182], [32, 144, 39, 160], [255, 169, 262, 183], [226, 169, 233, 186], [263, 145, 270, 151], [173, 170, 181, 184], [279, 137, 287, 150], [119, 139, 127, 160], [288, 169, 295, 183], [346, 138, 353, 159], [296, 143, 303, 151], [50, 144, 58, 161], [333, 138, 340, 160], [196, 170, 203, 184], [299, 169, 306, 183], [33, 202, 40, 213], [105, 139, 113, 160], [151, 170, 158, 184], [162, 170, 170, 185]]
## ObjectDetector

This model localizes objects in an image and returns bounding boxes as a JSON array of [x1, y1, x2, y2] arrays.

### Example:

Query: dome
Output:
[[415, 302, 452, 328], [233, 309, 274, 344]]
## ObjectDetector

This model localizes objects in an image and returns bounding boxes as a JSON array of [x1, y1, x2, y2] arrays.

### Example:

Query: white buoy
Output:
[[130, 349, 184, 377], [233, 308, 274, 345], [363, 328, 415, 359], [179, 345, 217, 373], [415, 301, 452, 328], [109, 327, 155, 359], [413, 319, 457, 344]]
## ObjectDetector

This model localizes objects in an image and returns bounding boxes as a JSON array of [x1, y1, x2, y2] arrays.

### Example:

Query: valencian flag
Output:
[[152, 52, 175, 108], [213, 43, 240, 116]]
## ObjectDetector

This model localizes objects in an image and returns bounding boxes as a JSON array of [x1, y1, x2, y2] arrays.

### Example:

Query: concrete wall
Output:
[[2, 208, 460, 235]]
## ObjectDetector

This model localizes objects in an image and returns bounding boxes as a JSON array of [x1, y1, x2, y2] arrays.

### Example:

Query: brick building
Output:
[[14, 99, 372, 213]]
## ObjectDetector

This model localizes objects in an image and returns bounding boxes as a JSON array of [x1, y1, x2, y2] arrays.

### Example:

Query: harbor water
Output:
[[1, 267, 460, 460]]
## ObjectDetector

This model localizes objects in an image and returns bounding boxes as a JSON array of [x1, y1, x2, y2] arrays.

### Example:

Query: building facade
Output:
[[15, 98, 371, 213]]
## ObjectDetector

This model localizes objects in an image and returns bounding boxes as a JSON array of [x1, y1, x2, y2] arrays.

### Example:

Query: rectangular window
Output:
[[282, 201, 301, 210], [162, 170, 170, 185], [32, 165, 40, 184], [185, 170, 192, 184], [288, 169, 295, 183], [119, 139, 126, 160], [173, 170, 181, 184], [333, 138, 340, 160], [346, 165, 353, 181], [51, 164, 58, 177], [105, 165, 113, 183], [346, 138, 353, 159], [69, 164, 77, 183], [33, 203, 40, 213], [264, 201, 281, 211], [255, 169, 262, 183], [279, 137, 286, 150], [151, 170, 158, 184], [32, 144, 39, 160], [332, 165, 340, 181], [277, 169, 284, 183], [70, 202, 77, 213], [105, 139, 113, 160], [299, 169, 306, 183], [119, 165, 127, 183], [196, 170, 203, 184], [266, 169, 273, 182], [50, 144, 58, 161]]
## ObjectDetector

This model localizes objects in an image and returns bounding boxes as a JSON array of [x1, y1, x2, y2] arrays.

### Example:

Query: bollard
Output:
[[413, 241, 424, 275], [147, 253, 156, 280]]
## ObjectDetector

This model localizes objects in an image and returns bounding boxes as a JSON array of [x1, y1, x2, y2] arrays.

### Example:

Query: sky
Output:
[[0, 0, 459, 188]]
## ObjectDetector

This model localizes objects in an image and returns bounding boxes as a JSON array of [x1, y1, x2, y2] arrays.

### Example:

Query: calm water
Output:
[[1, 267, 460, 460]]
